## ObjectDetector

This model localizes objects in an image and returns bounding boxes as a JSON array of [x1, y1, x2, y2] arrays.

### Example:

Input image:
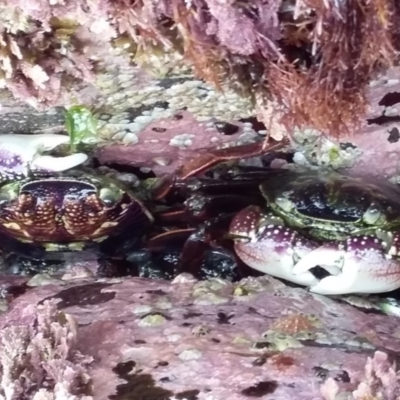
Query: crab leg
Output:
[[177, 138, 289, 180], [152, 138, 289, 200], [292, 235, 400, 295]]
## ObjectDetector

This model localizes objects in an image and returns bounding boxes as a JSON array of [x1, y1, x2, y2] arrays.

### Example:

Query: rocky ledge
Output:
[[1, 273, 400, 400]]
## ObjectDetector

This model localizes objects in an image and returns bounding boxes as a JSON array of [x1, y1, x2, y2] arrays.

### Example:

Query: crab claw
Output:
[[0, 134, 88, 179], [29, 154, 88, 172], [230, 205, 320, 286], [292, 235, 400, 295]]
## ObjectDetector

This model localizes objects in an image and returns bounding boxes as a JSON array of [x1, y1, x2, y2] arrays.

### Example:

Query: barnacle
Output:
[[0, 0, 398, 138], [268, 313, 320, 336], [112, 0, 400, 137]]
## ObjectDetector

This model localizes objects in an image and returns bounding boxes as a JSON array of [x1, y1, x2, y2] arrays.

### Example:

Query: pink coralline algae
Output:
[[1, 274, 400, 399], [94, 110, 260, 176], [321, 351, 400, 400], [0, 299, 93, 400]]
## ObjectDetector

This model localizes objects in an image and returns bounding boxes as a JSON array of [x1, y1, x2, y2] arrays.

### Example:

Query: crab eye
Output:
[[362, 204, 384, 225], [275, 194, 295, 213], [0, 183, 19, 204], [0, 190, 17, 203], [99, 187, 122, 207]]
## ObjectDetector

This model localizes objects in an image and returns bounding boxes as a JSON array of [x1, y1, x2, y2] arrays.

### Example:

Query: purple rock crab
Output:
[[228, 170, 400, 295], [152, 151, 400, 296]]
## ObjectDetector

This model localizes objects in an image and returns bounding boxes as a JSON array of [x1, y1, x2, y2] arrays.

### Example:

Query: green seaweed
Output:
[[65, 105, 98, 152]]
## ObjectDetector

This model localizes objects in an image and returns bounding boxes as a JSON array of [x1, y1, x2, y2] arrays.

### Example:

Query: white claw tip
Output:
[[31, 153, 88, 172]]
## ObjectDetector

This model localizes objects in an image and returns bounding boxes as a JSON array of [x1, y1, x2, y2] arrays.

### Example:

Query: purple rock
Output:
[[1, 274, 399, 399]]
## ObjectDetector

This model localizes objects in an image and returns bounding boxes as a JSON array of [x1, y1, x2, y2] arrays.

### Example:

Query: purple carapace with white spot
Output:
[[0, 149, 26, 180]]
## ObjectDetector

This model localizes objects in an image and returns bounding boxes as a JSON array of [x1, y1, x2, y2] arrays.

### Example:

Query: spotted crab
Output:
[[152, 150, 400, 296], [229, 170, 400, 295], [0, 133, 155, 275]]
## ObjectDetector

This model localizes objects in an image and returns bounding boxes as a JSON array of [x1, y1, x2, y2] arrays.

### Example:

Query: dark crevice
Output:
[[40, 282, 115, 308], [379, 92, 400, 107], [367, 114, 400, 125], [110, 361, 200, 400], [388, 127, 400, 143], [240, 381, 278, 397]]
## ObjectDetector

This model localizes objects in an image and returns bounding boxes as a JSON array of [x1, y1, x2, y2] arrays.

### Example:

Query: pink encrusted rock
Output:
[[94, 67, 400, 180], [94, 110, 256, 176], [343, 66, 400, 179], [1, 274, 400, 400]]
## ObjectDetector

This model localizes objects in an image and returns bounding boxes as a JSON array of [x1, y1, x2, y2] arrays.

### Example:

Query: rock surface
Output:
[[3, 66, 400, 179], [1, 274, 400, 400]]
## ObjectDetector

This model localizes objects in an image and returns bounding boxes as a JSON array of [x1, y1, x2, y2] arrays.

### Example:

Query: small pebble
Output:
[[138, 314, 167, 327], [27, 274, 63, 287], [132, 305, 153, 314], [178, 349, 202, 361], [122, 133, 139, 144], [153, 157, 171, 166], [172, 273, 198, 284], [61, 266, 95, 280], [134, 115, 154, 125], [167, 334, 182, 342]]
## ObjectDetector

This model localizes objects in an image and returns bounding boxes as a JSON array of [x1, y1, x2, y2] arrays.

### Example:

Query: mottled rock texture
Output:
[[1, 274, 400, 400], [1, 68, 400, 180]]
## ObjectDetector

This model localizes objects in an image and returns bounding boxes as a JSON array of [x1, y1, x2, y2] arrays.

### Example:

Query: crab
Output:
[[0, 134, 88, 179], [228, 170, 400, 295], [0, 169, 157, 275], [258, 169, 400, 240], [151, 151, 400, 296], [0, 134, 156, 275]]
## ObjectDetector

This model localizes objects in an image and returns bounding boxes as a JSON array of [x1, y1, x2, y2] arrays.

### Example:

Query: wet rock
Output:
[[1, 274, 400, 399]]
